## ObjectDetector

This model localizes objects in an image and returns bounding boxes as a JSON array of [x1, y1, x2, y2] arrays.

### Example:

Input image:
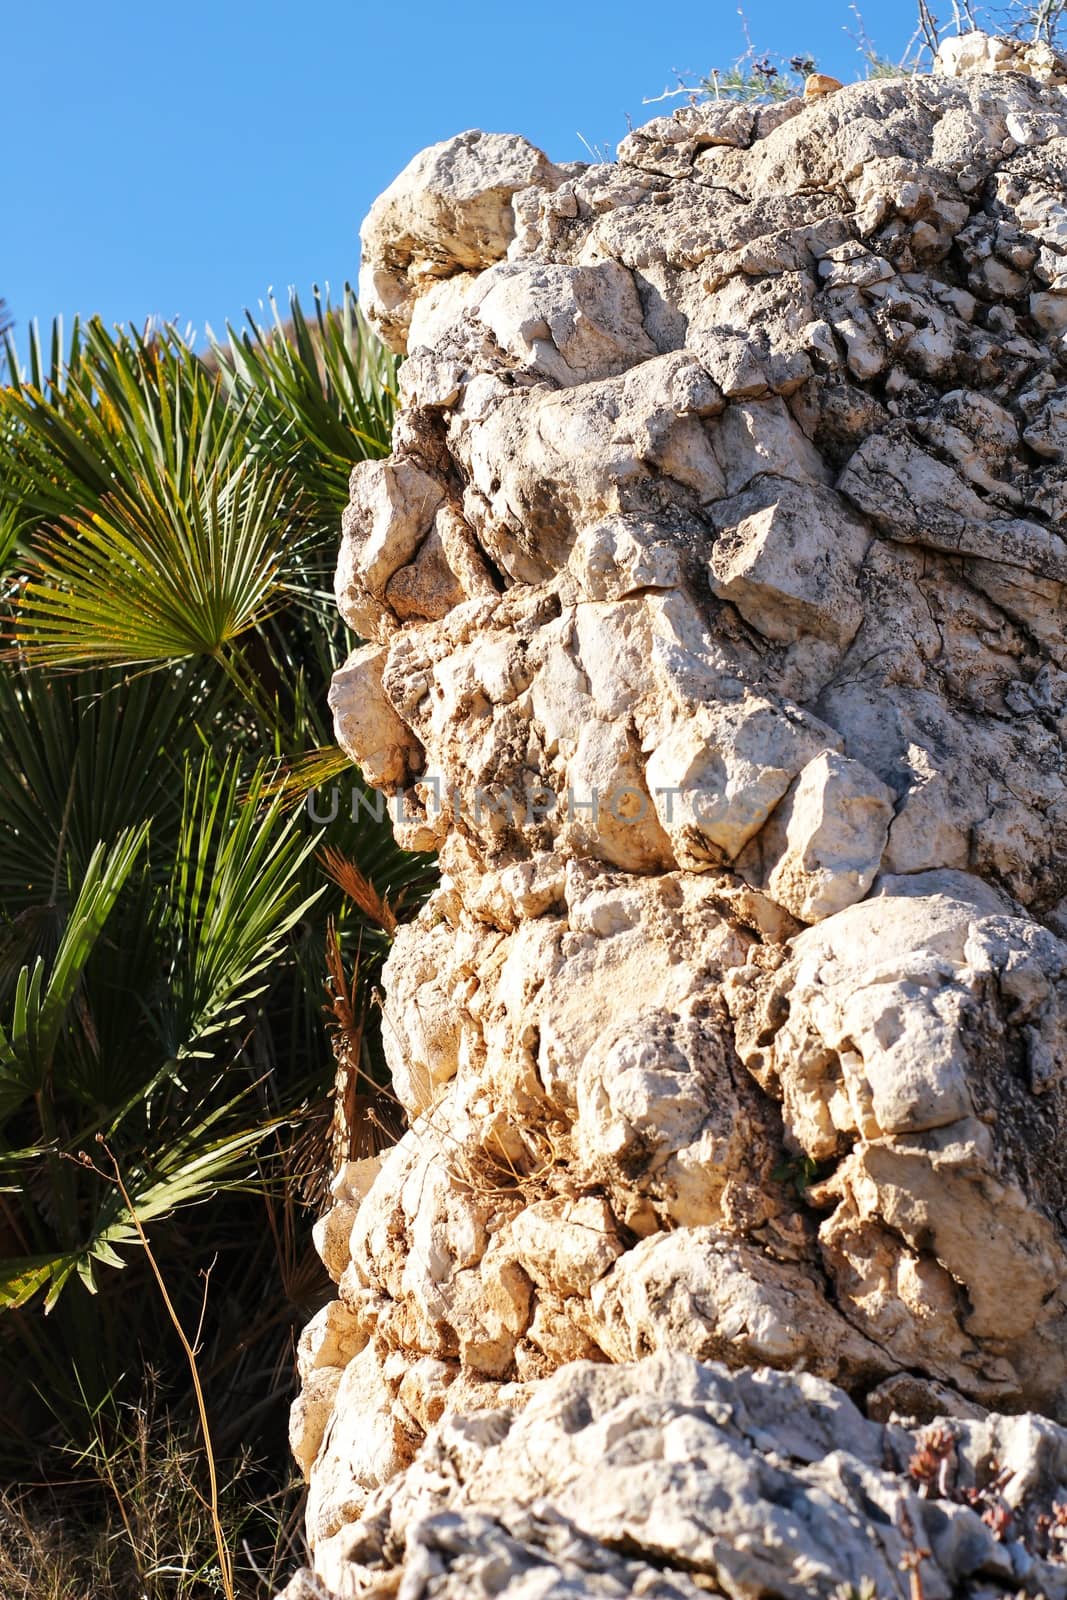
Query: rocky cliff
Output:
[[284, 33, 1067, 1599]]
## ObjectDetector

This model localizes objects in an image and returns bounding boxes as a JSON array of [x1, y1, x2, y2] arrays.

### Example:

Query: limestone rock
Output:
[[748, 749, 896, 923], [708, 478, 871, 649], [726, 872, 1067, 1411], [935, 28, 1067, 86], [286, 45, 1067, 1599], [588, 1228, 892, 1384], [328, 644, 421, 789], [358, 130, 572, 352], [805, 73, 844, 99], [298, 1354, 1067, 1600]]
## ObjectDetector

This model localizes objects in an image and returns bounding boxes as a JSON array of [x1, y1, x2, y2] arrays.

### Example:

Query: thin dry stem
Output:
[[96, 1139, 235, 1600]]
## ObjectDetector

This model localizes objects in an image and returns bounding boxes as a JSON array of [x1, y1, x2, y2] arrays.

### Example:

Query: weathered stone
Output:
[[1024, 393, 1067, 460], [589, 1229, 893, 1385], [358, 130, 571, 351], [282, 46, 1067, 1600], [935, 27, 1067, 85], [751, 749, 896, 922], [709, 477, 870, 648], [299, 1354, 1067, 1600], [645, 692, 841, 865], [338, 457, 446, 601], [327, 644, 420, 789], [470, 259, 658, 384], [839, 429, 1067, 582], [725, 872, 1067, 1410]]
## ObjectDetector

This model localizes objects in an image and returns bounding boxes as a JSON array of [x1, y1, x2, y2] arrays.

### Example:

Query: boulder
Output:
[[285, 44, 1067, 1598]]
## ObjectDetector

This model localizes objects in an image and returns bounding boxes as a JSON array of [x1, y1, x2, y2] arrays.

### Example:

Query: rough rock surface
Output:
[[283, 1352, 1067, 1600], [286, 35, 1067, 1599]]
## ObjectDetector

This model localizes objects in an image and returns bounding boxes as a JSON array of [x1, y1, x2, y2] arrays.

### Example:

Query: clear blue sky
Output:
[[6, 0, 932, 364]]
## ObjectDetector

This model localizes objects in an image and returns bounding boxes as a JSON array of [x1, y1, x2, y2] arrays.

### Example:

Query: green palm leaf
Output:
[[0, 296, 432, 1476], [15, 461, 293, 667], [0, 828, 147, 1116], [0, 763, 320, 1312], [0, 1114, 268, 1311], [0, 1257, 58, 1311], [157, 755, 323, 1058], [5, 319, 224, 518], [2, 315, 307, 674], [213, 285, 397, 523], [0, 665, 209, 915]]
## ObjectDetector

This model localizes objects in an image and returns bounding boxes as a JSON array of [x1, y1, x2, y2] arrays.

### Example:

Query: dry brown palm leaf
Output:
[[318, 847, 397, 935], [320, 919, 404, 1174]]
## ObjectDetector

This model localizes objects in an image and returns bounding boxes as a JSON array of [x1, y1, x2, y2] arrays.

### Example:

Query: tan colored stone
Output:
[[804, 72, 844, 99], [358, 130, 570, 352], [291, 58, 1067, 1597], [328, 644, 421, 789], [759, 750, 895, 923]]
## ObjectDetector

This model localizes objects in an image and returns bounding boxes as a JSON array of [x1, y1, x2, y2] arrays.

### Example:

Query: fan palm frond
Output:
[[156, 754, 323, 1059], [0, 665, 209, 914], [15, 460, 295, 668], [213, 285, 397, 523], [3, 318, 234, 522], [0, 294, 437, 1489]]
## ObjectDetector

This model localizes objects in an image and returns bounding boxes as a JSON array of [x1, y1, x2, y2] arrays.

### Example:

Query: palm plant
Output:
[[0, 292, 433, 1556], [0, 787, 315, 1306]]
